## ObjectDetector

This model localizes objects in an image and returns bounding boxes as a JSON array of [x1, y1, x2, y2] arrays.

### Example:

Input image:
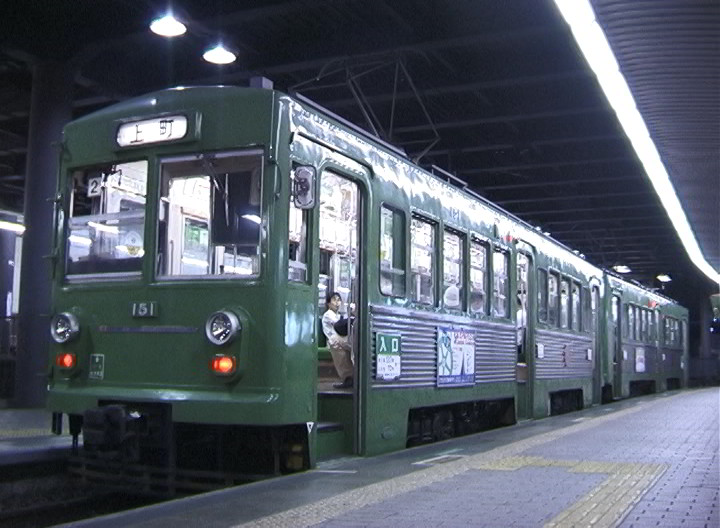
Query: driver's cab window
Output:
[[66, 160, 148, 276], [156, 150, 263, 277]]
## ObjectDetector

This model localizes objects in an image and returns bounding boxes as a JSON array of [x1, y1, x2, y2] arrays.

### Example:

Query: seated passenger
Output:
[[322, 292, 353, 389]]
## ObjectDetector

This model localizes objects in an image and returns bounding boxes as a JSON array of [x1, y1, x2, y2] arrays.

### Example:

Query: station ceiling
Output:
[[0, 0, 718, 298]]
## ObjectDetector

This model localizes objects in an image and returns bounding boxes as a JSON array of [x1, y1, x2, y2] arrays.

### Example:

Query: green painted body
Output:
[[47, 86, 688, 468]]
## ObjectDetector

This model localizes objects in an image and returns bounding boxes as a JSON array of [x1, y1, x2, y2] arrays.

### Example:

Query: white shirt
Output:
[[322, 309, 343, 348]]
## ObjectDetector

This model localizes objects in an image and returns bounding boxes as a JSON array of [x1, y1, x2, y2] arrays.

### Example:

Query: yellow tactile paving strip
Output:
[[0, 428, 51, 439], [232, 394, 686, 528], [473, 456, 667, 527]]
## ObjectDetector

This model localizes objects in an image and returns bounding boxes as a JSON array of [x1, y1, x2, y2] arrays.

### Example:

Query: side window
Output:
[[410, 216, 436, 305], [288, 196, 308, 282], [650, 311, 658, 341], [622, 304, 630, 338], [548, 271, 559, 326], [469, 239, 487, 315], [537, 268, 548, 322], [492, 249, 509, 318], [628, 305, 636, 340], [443, 230, 464, 310], [641, 309, 648, 342], [379, 206, 406, 297], [583, 286, 592, 333], [560, 278, 570, 329], [571, 281, 581, 331]]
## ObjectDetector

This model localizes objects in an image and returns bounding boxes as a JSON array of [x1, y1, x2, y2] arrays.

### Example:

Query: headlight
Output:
[[50, 312, 80, 344], [205, 311, 240, 345]]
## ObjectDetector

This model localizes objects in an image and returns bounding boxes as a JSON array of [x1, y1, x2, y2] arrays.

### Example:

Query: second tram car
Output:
[[46, 85, 688, 490]]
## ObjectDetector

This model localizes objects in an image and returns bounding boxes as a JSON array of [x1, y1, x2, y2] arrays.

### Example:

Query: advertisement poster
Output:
[[635, 347, 646, 373], [437, 327, 475, 386]]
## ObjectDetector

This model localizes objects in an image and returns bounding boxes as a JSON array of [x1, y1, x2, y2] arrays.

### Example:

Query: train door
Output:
[[610, 294, 622, 399], [315, 169, 362, 456], [515, 250, 534, 420]]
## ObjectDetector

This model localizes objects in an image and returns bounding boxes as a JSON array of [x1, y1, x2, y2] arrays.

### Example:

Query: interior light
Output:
[[242, 214, 261, 225], [69, 235, 92, 247], [613, 265, 631, 274], [203, 45, 237, 65], [553, 0, 720, 285], [0, 220, 25, 234], [656, 274, 672, 283], [87, 221, 119, 234], [150, 14, 187, 37]]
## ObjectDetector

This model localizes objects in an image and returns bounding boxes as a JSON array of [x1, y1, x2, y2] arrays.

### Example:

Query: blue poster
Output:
[[437, 327, 475, 386]]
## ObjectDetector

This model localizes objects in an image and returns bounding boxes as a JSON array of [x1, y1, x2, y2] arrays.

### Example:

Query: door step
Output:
[[316, 421, 348, 459]]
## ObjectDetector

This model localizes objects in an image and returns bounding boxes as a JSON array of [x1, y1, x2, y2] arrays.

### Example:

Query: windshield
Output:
[[156, 150, 263, 278], [65, 161, 147, 277]]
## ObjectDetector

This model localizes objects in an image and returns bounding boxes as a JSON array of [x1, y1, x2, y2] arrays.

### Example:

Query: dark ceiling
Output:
[[0, 0, 718, 299]]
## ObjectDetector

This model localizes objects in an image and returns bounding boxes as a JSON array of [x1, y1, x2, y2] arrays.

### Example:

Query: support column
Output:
[[13, 62, 73, 407]]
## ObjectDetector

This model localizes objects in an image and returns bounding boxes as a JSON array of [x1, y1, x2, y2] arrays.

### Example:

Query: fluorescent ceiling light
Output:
[[0, 220, 25, 234], [69, 235, 92, 247], [87, 221, 119, 234], [553, 0, 720, 285], [656, 274, 672, 283], [203, 45, 237, 65], [613, 265, 631, 274], [242, 214, 261, 225], [150, 14, 187, 37]]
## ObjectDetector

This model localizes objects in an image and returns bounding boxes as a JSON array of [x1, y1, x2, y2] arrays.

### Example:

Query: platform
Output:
[[50, 387, 717, 528], [0, 408, 72, 466]]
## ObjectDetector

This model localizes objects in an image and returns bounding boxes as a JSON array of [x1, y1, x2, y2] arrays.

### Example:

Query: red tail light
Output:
[[211, 355, 236, 375], [55, 353, 76, 369]]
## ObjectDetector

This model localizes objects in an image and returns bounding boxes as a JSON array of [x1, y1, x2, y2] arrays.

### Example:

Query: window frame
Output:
[[537, 268, 548, 324], [469, 236, 490, 316], [548, 269, 561, 327], [378, 203, 407, 298], [559, 277, 570, 329], [288, 166, 310, 284], [155, 148, 265, 281], [491, 246, 510, 319], [441, 226, 466, 311], [570, 280, 581, 331], [409, 213, 438, 307], [65, 159, 149, 281]]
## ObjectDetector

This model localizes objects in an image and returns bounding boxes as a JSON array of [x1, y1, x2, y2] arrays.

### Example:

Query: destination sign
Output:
[[116, 115, 188, 147]]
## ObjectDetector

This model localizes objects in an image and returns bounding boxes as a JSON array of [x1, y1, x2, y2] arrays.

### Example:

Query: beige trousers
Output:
[[329, 337, 353, 380]]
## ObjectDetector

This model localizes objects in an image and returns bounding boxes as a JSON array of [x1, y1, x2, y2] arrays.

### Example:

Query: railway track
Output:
[[0, 460, 160, 528]]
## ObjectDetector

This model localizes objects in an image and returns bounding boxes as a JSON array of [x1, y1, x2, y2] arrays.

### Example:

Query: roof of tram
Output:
[[0, 0, 717, 301]]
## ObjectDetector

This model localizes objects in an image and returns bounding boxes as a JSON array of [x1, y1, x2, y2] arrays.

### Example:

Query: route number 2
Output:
[[87, 176, 102, 197]]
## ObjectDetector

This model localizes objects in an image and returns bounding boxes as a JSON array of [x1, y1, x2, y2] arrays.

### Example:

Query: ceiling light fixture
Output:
[[613, 265, 631, 274], [553, 0, 720, 285], [150, 14, 187, 37], [203, 44, 237, 65], [656, 274, 672, 283]]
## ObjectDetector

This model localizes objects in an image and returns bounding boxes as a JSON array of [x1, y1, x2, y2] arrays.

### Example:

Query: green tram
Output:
[[46, 85, 688, 489]]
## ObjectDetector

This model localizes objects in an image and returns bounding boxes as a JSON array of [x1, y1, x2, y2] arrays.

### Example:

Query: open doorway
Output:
[[315, 170, 361, 458]]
